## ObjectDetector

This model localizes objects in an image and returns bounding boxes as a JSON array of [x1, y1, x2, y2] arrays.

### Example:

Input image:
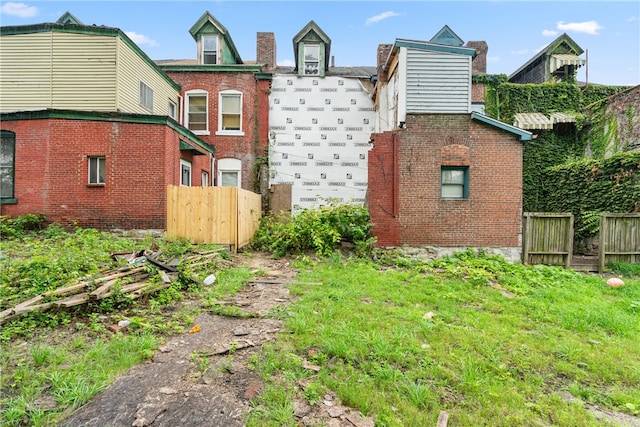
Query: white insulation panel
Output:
[[268, 75, 375, 211]]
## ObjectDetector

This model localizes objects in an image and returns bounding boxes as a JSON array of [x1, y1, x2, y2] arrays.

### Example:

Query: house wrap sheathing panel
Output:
[[269, 75, 375, 211]]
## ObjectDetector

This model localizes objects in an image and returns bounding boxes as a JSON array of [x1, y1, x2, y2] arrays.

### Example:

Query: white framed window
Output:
[[217, 90, 243, 135], [185, 90, 208, 134], [201, 171, 209, 187], [202, 35, 218, 64], [441, 166, 468, 199], [88, 156, 105, 185], [139, 81, 154, 112], [303, 44, 320, 75], [168, 99, 177, 119], [217, 158, 241, 187], [180, 160, 192, 186]]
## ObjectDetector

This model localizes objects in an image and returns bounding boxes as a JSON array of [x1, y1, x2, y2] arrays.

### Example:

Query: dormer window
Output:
[[304, 45, 320, 75], [202, 35, 218, 64]]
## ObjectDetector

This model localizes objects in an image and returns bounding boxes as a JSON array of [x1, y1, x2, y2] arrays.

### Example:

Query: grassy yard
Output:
[[248, 251, 640, 426], [1, 220, 639, 426]]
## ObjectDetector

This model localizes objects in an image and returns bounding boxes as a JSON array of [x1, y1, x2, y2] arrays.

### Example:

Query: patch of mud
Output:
[[62, 252, 294, 427]]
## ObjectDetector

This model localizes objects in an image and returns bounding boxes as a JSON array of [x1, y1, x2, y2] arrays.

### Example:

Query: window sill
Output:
[[87, 183, 105, 188], [216, 130, 244, 137], [441, 198, 468, 201], [192, 130, 210, 136], [0, 198, 18, 205]]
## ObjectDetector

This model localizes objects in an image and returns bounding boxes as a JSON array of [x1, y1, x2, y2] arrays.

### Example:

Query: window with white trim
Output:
[[202, 35, 218, 64], [88, 156, 105, 185], [139, 81, 154, 112], [441, 166, 468, 199], [303, 44, 320, 75], [201, 171, 209, 187], [217, 158, 241, 187], [218, 90, 243, 135], [180, 160, 192, 186], [168, 99, 177, 119], [185, 90, 208, 134]]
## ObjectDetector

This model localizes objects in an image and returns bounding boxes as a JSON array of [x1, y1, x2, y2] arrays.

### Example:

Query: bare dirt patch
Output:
[[61, 252, 374, 427]]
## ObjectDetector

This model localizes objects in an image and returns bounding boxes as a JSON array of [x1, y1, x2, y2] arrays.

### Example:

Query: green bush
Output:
[[251, 203, 375, 258], [0, 213, 47, 239]]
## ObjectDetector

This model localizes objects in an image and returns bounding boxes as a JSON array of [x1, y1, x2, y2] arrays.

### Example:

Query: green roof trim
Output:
[[159, 64, 264, 73], [471, 112, 532, 141], [0, 109, 214, 154], [188, 11, 243, 64], [179, 139, 207, 155], [0, 22, 181, 92], [395, 39, 476, 58]]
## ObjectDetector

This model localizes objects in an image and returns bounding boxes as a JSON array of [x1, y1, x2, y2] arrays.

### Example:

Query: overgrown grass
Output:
[[248, 250, 640, 426], [0, 219, 242, 426]]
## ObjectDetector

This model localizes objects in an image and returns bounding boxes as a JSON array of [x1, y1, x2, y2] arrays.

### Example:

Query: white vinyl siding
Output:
[[0, 33, 54, 112], [405, 48, 471, 113], [0, 31, 179, 115], [51, 32, 117, 110], [116, 38, 179, 115]]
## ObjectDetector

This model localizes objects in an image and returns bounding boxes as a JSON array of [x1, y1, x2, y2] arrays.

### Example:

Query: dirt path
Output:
[[62, 253, 293, 427]]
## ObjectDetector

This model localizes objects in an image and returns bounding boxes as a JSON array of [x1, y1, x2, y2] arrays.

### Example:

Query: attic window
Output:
[[203, 35, 218, 64], [304, 45, 320, 75]]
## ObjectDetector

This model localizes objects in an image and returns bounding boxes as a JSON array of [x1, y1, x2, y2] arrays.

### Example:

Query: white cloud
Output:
[[365, 11, 401, 25], [0, 2, 38, 18], [627, 16, 638, 22], [542, 29, 558, 37], [125, 32, 158, 47], [487, 55, 500, 63], [556, 20, 603, 35], [510, 49, 528, 55]]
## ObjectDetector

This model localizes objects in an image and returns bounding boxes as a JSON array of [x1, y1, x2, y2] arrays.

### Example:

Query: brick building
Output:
[[0, 13, 213, 229], [369, 27, 531, 260], [158, 12, 271, 191]]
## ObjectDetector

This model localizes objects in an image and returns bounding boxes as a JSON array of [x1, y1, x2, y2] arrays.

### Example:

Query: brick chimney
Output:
[[377, 44, 393, 84], [257, 32, 276, 70], [466, 41, 488, 74]]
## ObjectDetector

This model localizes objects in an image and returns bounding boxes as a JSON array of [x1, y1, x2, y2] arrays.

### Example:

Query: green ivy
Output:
[[539, 152, 640, 239]]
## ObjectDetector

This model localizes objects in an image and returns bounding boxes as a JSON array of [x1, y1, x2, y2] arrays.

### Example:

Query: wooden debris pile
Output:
[[0, 249, 225, 325]]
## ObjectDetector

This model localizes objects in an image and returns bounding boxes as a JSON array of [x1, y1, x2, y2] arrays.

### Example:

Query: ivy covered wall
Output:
[[473, 76, 639, 245]]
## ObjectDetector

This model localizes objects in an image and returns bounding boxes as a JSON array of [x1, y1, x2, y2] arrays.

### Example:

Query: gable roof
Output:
[[509, 33, 584, 80], [471, 112, 533, 141], [56, 11, 83, 25], [292, 20, 332, 71], [430, 25, 464, 46], [188, 11, 242, 64]]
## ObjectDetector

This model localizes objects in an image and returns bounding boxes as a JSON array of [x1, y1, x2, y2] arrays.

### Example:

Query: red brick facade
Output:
[[165, 71, 270, 191], [0, 114, 211, 230], [368, 114, 524, 249]]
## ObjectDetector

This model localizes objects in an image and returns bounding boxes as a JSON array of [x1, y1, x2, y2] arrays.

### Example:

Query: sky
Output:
[[1, 0, 638, 86]]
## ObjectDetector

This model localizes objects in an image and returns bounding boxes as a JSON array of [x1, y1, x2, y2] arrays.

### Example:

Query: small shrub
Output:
[[251, 203, 374, 257], [0, 213, 47, 239]]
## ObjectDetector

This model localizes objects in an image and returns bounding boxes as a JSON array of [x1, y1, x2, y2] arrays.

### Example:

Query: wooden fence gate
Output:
[[522, 213, 574, 268], [166, 186, 262, 251], [523, 212, 640, 272]]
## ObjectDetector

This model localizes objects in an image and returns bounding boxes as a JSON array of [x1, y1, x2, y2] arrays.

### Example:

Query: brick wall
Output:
[[1, 117, 211, 230], [166, 71, 269, 191], [369, 114, 523, 248], [256, 32, 276, 71]]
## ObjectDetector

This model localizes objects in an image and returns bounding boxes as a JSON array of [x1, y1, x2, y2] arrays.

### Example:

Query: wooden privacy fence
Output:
[[166, 186, 262, 251], [522, 213, 574, 268], [599, 213, 640, 272]]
